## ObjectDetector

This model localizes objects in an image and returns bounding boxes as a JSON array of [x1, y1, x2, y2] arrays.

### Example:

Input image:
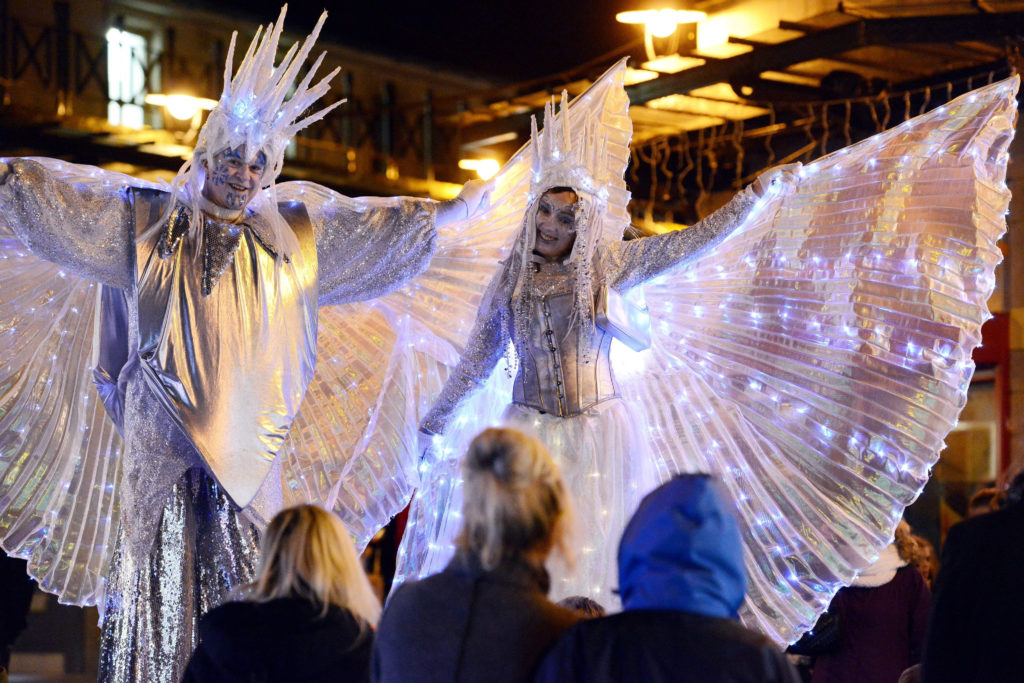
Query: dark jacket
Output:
[[372, 550, 579, 683], [921, 502, 1024, 683], [810, 564, 930, 683], [182, 597, 374, 683], [534, 475, 799, 683]]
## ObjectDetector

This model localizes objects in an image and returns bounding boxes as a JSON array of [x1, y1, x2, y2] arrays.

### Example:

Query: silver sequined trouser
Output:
[[98, 468, 259, 683]]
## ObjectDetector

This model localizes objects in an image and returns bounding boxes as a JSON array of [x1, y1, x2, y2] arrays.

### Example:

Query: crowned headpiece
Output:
[[526, 62, 632, 245], [508, 60, 634, 363], [195, 4, 342, 180], [164, 5, 342, 256], [530, 93, 610, 201]]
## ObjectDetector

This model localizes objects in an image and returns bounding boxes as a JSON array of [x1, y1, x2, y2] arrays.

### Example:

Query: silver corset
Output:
[[511, 261, 617, 416]]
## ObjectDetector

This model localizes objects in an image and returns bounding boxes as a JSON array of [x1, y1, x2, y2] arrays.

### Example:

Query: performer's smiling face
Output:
[[202, 146, 267, 211], [533, 188, 578, 262]]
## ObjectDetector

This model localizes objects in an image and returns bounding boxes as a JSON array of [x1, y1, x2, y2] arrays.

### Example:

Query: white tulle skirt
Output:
[[501, 399, 656, 609]]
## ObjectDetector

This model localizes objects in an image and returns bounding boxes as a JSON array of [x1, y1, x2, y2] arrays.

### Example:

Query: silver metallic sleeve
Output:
[[605, 187, 758, 291], [311, 193, 438, 306], [420, 271, 510, 435], [0, 158, 134, 288]]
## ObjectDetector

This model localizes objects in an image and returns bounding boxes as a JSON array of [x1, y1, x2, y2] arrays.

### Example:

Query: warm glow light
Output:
[[617, 9, 707, 37], [145, 93, 218, 121], [642, 55, 705, 74], [624, 67, 659, 85], [459, 158, 500, 180]]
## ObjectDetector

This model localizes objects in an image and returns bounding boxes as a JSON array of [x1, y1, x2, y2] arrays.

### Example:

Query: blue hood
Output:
[[618, 475, 746, 619]]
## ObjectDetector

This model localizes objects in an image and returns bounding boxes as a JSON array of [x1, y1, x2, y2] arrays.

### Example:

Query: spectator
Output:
[[557, 596, 606, 619], [909, 534, 938, 586], [534, 474, 799, 682], [372, 428, 579, 683], [0, 550, 35, 681], [183, 504, 380, 683], [810, 521, 930, 683], [921, 471, 1024, 682], [967, 487, 1000, 517]]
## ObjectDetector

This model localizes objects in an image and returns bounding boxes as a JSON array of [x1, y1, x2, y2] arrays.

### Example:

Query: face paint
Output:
[[201, 146, 267, 212], [533, 189, 578, 262]]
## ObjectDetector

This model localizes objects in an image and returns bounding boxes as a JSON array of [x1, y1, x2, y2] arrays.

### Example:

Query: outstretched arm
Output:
[[310, 190, 437, 306], [604, 185, 758, 291], [0, 158, 134, 288], [420, 269, 510, 436], [295, 179, 489, 306], [604, 166, 794, 290]]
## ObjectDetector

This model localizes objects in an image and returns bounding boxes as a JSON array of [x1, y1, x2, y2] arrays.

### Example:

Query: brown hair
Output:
[[249, 504, 381, 624], [456, 428, 573, 570]]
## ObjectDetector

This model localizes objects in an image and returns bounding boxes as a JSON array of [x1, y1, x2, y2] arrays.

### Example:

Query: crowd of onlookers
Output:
[[177, 427, 1022, 682], [3, 427, 1022, 682]]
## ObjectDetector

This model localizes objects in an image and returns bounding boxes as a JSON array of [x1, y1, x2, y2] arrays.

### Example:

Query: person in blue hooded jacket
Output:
[[533, 474, 800, 683]]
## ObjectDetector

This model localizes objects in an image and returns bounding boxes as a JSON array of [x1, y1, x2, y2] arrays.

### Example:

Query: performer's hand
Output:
[[752, 162, 801, 197], [456, 178, 491, 218], [0, 160, 10, 183], [436, 179, 492, 227]]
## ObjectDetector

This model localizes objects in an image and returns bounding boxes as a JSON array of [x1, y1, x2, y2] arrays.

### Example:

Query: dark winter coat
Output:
[[371, 550, 579, 683], [534, 475, 799, 683], [921, 502, 1024, 683], [182, 597, 374, 683], [810, 565, 931, 683]]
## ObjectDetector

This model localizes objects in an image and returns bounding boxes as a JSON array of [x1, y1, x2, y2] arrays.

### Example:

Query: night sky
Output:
[[185, 0, 641, 84]]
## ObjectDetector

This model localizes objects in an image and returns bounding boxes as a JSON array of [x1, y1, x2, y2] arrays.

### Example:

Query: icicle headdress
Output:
[[197, 5, 341, 181], [529, 92, 614, 205], [519, 61, 632, 262], [164, 5, 343, 257], [508, 59, 633, 363]]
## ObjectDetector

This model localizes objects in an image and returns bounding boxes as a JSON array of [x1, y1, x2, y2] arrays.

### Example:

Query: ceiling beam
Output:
[[628, 11, 1024, 104], [457, 11, 1024, 143]]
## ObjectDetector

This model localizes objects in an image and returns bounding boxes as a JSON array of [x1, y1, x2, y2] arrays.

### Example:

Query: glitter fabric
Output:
[[394, 71, 1017, 646], [133, 188, 320, 509], [98, 468, 259, 683], [0, 155, 440, 683]]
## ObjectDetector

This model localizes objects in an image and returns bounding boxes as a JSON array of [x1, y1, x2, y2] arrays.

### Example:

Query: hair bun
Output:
[[470, 440, 512, 481]]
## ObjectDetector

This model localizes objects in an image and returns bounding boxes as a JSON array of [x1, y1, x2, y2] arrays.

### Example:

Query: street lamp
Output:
[[616, 7, 707, 38], [616, 3, 707, 62], [459, 158, 500, 180], [145, 93, 218, 121]]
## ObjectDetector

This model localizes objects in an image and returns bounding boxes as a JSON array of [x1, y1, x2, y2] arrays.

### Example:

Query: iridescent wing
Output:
[[0, 161, 164, 606], [276, 303, 447, 545], [619, 78, 1017, 642]]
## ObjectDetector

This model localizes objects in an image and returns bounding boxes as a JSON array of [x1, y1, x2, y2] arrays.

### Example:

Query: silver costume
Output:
[[0, 157, 437, 682], [423, 190, 757, 432], [417, 189, 757, 603], [393, 63, 1016, 643]]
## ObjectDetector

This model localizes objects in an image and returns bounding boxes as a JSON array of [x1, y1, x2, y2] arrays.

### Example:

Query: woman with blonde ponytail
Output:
[[372, 428, 580, 683], [183, 505, 380, 682]]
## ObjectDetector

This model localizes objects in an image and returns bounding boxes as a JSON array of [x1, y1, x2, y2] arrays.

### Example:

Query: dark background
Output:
[[185, 0, 641, 83]]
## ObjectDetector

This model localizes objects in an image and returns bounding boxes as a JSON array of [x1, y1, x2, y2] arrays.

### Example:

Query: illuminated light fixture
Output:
[[459, 158, 500, 180], [145, 93, 218, 121], [616, 8, 707, 38], [624, 67, 659, 85], [646, 93, 769, 120], [461, 131, 518, 150], [642, 54, 705, 74], [759, 71, 821, 88]]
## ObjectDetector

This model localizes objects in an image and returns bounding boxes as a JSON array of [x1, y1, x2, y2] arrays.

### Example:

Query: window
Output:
[[106, 28, 147, 128]]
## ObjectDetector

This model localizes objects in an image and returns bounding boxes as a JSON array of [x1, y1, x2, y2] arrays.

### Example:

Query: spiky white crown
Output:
[[530, 91, 614, 203], [194, 4, 343, 179]]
